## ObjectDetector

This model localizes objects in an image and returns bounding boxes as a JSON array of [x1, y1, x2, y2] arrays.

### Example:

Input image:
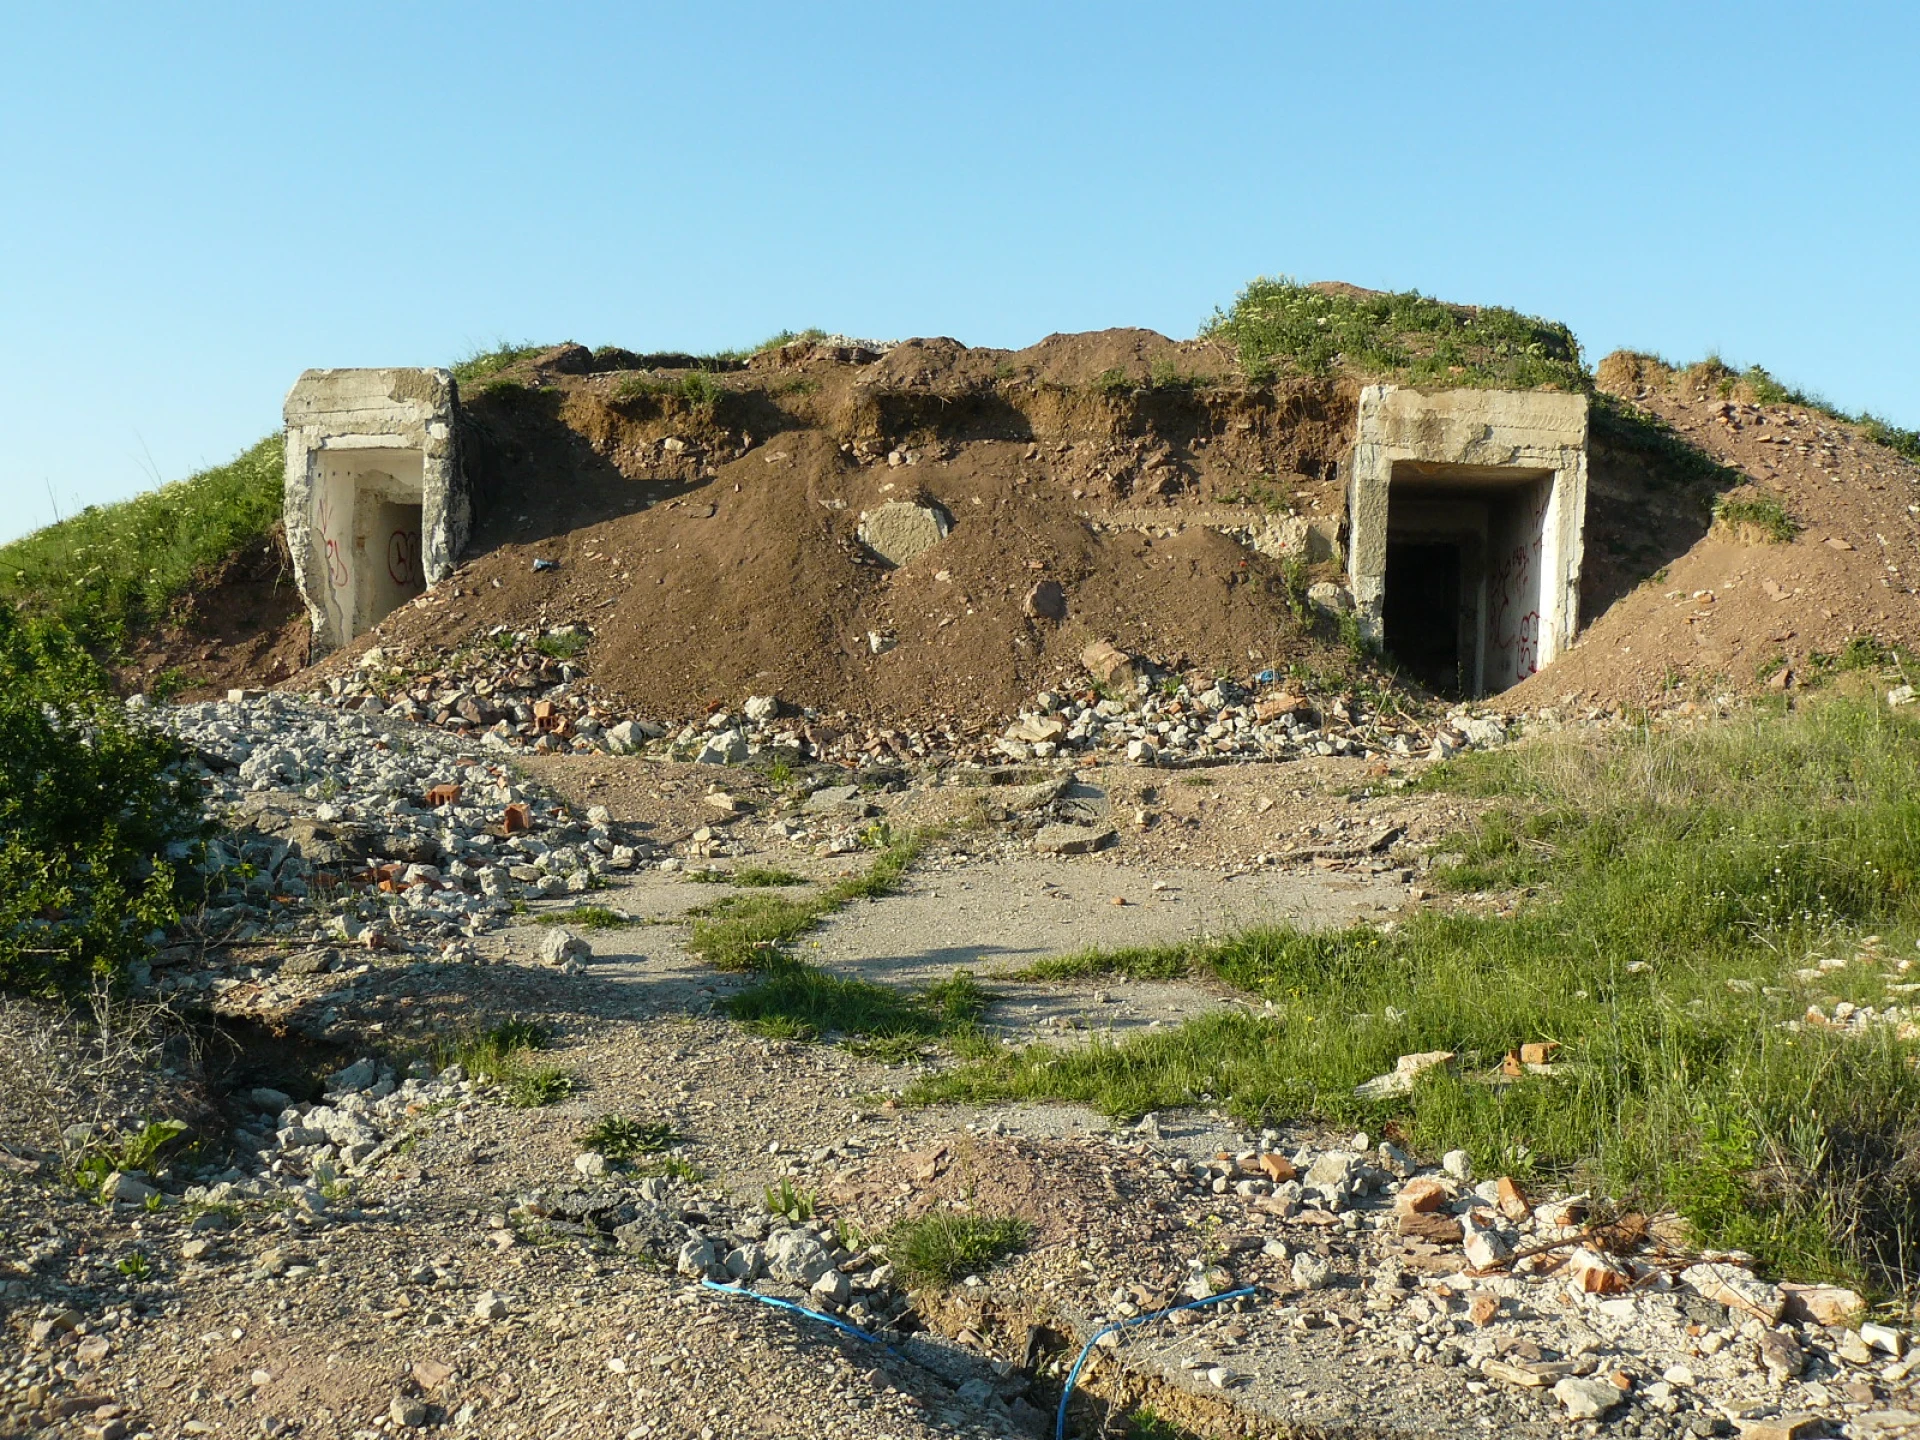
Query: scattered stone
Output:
[[473, 1291, 508, 1322], [1552, 1375, 1623, 1420], [1033, 824, 1114, 856]]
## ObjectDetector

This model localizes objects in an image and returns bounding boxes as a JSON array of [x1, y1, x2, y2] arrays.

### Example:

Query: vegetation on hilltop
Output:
[[1204, 276, 1586, 391]]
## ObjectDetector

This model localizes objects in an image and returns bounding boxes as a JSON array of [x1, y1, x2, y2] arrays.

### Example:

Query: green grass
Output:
[[686, 866, 809, 888], [687, 835, 924, 971], [506, 1067, 577, 1108], [1204, 276, 1584, 390], [1713, 491, 1799, 543], [725, 965, 990, 1053], [882, 1213, 1030, 1288], [435, 1019, 577, 1107], [535, 905, 632, 930], [578, 1115, 683, 1161], [0, 434, 283, 650], [451, 341, 544, 383], [1731, 364, 1920, 463], [533, 630, 589, 660], [611, 371, 726, 418], [920, 697, 1920, 1292]]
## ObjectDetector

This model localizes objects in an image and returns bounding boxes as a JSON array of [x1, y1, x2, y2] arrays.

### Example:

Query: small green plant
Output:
[[635, 1154, 705, 1183], [578, 1115, 683, 1161], [71, 1118, 189, 1194], [149, 667, 194, 702], [536, 905, 630, 930], [533, 630, 589, 660], [764, 1178, 819, 1223], [1090, 367, 1132, 397], [882, 1213, 1030, 1287], [1712, 492, 1798, 543], [116, 1250, 152, 1281], [506, 1067, 577, 1108], [764, 758, 795, 786]]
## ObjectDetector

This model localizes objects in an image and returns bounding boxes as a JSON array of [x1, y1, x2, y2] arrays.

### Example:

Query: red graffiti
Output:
[[387, 530, 421, 586], [316, 497, 349, 591]]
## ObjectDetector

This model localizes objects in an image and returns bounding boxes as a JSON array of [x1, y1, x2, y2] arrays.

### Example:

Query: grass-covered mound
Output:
[[1205, 276, 1584, 391]]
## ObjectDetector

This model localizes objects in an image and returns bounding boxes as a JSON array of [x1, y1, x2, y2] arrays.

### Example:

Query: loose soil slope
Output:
[[311, 333, 1366, 726], [1513, 353, 1920, 707]]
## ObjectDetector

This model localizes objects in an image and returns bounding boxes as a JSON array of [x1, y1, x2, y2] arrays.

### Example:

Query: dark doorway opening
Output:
[[1384, 541, 1463, 694]]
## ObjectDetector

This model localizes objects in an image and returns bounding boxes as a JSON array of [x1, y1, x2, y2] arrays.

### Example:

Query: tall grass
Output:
[[0, 436, 283, 650], [922, 699, 1920, 1290]]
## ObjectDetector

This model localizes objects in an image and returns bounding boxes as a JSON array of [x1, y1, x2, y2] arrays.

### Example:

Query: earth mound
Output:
[[300, 332, 1367, 728]]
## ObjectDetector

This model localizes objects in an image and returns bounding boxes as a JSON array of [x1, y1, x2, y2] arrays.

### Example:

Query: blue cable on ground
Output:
[[699, 1278, 889, 1345], [1053, 1286, 1260, 1440]]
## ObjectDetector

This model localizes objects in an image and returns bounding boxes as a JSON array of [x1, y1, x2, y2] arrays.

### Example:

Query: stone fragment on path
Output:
[[858, 501, 952, 566], [1033, 824, 1114, 855], [1552, 1375, 1622, 1420]]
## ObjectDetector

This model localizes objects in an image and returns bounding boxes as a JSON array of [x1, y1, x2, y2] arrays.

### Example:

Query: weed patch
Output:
[[882, 1213, 1030, 1288], [1205, 276, 1583, 391], [578, 1115, 683, 1161], [1712, 491, 1798, 543], [535, 906, 632, 931]]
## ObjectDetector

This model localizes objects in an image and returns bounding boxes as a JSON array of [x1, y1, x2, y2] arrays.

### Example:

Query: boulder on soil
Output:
[[857, 501, 952, 566], [539, 927, 590, 967], [1081, 640, 1138, 690]]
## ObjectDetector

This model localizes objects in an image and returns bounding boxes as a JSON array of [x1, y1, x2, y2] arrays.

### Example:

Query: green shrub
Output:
[[578, 1115, 682, 1161], [0, 609, 204, 996]]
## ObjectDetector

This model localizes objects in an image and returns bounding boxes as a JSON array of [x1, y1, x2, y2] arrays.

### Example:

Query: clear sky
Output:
[[2, 2, 1915, 542]]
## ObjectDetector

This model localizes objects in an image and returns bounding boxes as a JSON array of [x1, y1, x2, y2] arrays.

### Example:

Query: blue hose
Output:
[[699, 1278, 889, 1345], [1053, 1286, 1260, 1440]]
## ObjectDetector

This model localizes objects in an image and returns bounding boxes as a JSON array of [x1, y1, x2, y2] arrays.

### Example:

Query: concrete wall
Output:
[[284, 369, 465, 655], [1347, 385, 1588, 692]]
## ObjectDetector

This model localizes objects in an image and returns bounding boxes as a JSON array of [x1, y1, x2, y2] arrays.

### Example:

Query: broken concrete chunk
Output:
[[1032, 824, 1115, 856], [1552, 1375, 1623, 1420], [1353, 1050, 1456, 1099], [1681, 1262, 1786, 1325], [857, 501, 952, 566], [1080, 640, 1138, 690]]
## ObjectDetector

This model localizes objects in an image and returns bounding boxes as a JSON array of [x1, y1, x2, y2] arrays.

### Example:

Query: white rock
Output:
[[473, 1290, 508, 1321], [1441, 1149, 1473, 1181], [1552, 1375, 1621, 1420]]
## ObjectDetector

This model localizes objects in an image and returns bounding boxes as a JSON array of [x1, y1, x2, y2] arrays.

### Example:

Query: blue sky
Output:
[[3, 2, 1916, 542]]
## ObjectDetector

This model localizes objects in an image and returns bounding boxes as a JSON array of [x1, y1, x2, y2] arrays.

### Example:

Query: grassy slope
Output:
[[917, 695, 1920, 1291], [0, 434, 282, 650]]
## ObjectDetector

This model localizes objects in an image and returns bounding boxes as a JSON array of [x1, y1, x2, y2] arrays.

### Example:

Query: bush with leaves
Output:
[[0, 607, 205, 996]]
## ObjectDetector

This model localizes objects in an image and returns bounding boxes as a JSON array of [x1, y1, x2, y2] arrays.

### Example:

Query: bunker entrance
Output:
[[1384, 464, 1556, 698], [1384, 542, 1464, 693], [310, 447, 426, 644]]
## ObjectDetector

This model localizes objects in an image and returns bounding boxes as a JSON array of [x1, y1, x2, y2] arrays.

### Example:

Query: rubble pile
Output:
[[301, 630, 1522, 773], [140, 694, 651, 971]]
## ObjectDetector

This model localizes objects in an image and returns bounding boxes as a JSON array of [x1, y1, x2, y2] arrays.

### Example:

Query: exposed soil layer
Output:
[[117, 334, 1920, 722], [112, 526, 311, 701], [1514, 354, 1920, 708]]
